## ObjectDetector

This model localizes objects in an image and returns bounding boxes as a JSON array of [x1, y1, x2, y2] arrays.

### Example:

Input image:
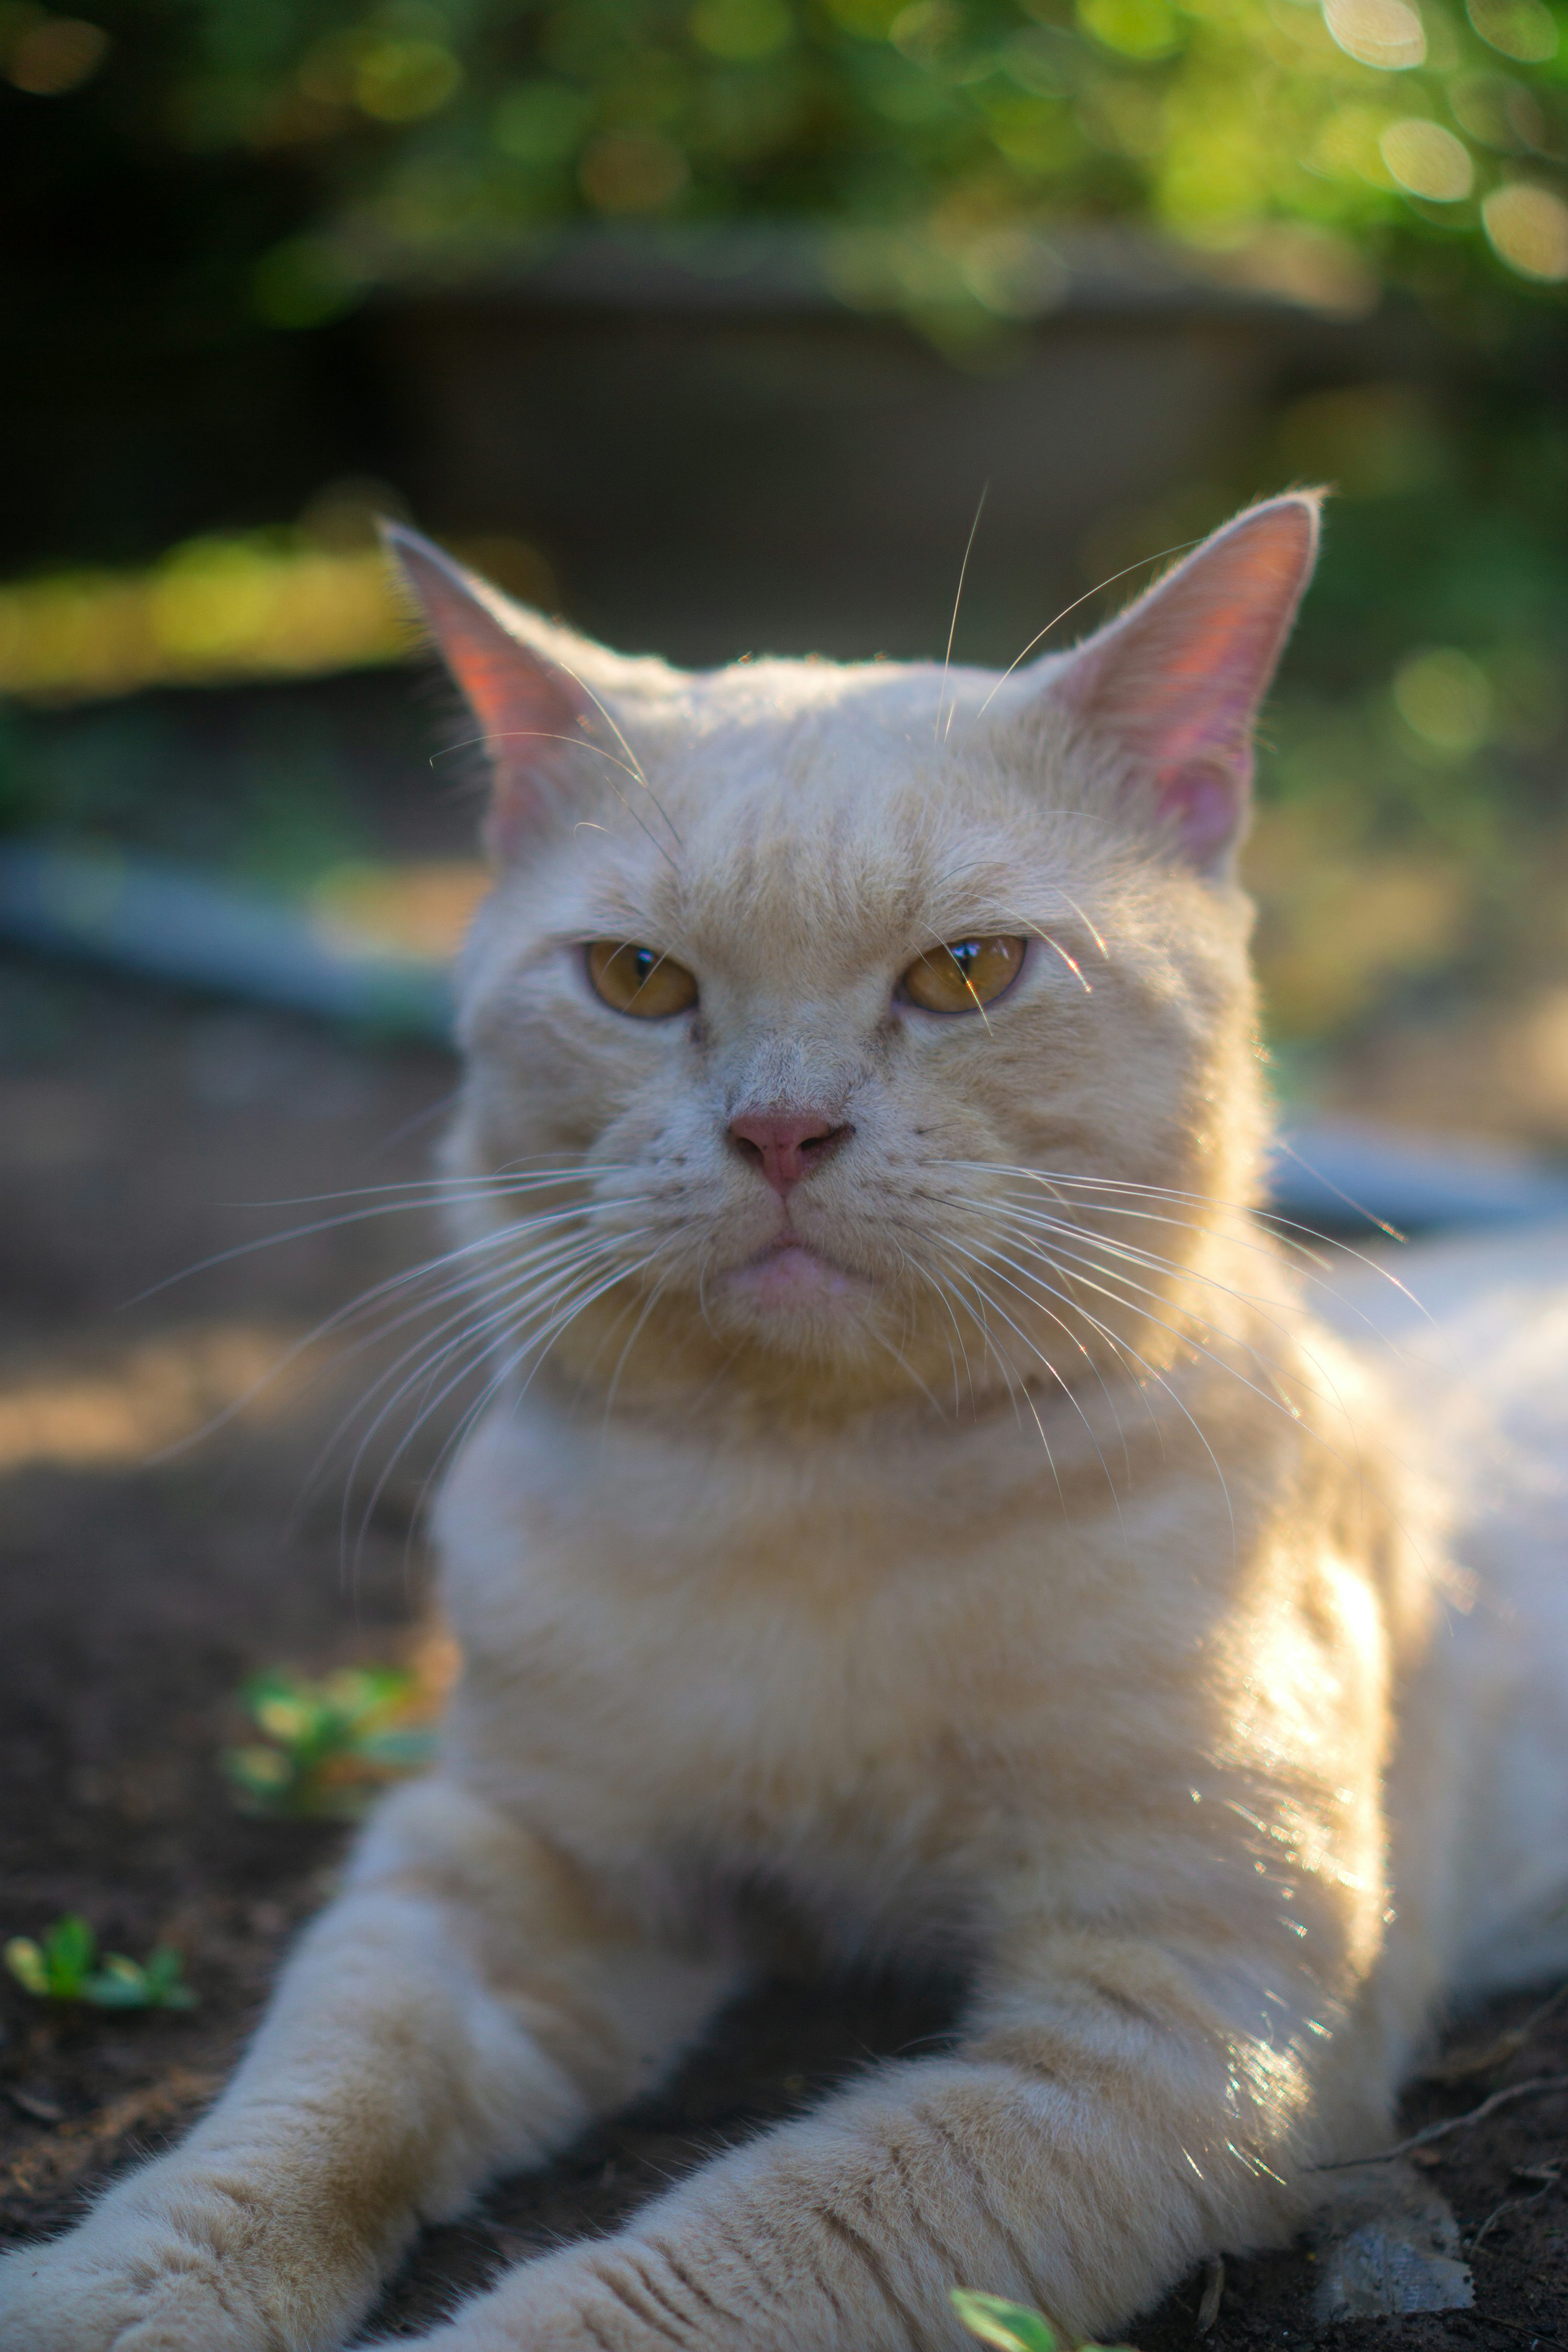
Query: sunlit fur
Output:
[[443, 654, 1267, 1415], [10, 497, 1568, 2352]]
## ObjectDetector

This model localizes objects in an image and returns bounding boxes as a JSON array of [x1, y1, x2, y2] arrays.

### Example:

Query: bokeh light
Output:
[[1322, 0, 1427, 72], [1483, 181, 1568, 277], [1393, 648, 1495, 754], [1380, 119, 1474, 201]]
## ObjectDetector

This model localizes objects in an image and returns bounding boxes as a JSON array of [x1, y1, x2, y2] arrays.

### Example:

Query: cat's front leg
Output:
[[383, 1929, 1353, 2352], [0, 1778, 735, 2352]]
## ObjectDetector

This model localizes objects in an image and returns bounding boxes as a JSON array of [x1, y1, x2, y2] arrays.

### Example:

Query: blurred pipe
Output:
[[1268, 1121, 1568, 1235], [0, 840, 451, 1044], [3, 839, 1566, 1231]]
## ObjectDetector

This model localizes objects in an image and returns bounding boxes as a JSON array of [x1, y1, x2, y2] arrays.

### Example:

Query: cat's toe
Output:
[[0, 2232, 275, 2352]]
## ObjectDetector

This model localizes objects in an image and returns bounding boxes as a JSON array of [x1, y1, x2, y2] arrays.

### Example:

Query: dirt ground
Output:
[[4, 951, 1568, 2350]]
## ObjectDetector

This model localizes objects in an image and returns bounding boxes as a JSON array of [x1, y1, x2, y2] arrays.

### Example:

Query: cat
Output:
[[6, 490, 1568, 2352]]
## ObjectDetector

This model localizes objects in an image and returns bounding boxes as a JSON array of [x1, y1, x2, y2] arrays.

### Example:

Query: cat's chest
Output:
[[433, 1406, 1201, 1901], [453, 1555, 1050, 1934]]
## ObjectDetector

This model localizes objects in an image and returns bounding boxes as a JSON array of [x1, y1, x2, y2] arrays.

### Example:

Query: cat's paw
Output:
[[0, 2219, 280, 2352], [370, 2241, 717, 2352]]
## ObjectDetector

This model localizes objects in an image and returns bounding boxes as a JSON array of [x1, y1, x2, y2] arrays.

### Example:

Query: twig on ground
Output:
[[1314, 2074, 1568, 2168], [1470, 2161, 1564, 2256], [1420, 1984, 1568, 2086], [1467, 2313, 1564, 2346]]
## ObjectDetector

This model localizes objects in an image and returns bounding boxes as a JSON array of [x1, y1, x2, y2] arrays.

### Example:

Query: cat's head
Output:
[[388, 497, 1318, 1420]]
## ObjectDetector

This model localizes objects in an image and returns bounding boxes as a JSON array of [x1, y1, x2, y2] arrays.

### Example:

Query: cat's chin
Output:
[[723, 1242, 868, 1313]]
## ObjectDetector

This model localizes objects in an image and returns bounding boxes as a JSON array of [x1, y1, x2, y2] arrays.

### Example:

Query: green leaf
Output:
[[141, 1947, 198, 2010], [3, 1936, 50, 1997], [226, 1663, 431, 1816], [5, 1919, 197, 2010], [949, 2291, 1138, 2352], [43, 1912, 97, 1996], [84, 1955, 155, 2008], [358, 1727, 437, 1768], [223, 1742, 295, 1793], [951, 2291, 1060, 2352]]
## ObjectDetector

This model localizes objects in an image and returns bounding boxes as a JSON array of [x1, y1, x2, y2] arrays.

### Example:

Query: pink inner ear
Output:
[[1059, 495, 1320, 870], [383, 524, 597, 854], [1152, 764, 1249, 867], [455, 639, 593, 831]]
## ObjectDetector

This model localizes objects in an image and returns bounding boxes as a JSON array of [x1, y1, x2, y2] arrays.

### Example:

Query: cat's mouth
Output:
[[722, 1236, 867, 1310]]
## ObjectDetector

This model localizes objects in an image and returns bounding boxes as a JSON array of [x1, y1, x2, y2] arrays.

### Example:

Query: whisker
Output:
[[437, 712, 683, 866], [923, 1253, 1054, 1477], [1006, 912, 1091, 994], [984, 1204, 1331, 1379], [942, 1161, 1430, 1319], [345, 1241, 664, 1555], [899, 1247, 976, 1416], [329, 1227, 645, 1456], [1273, 1133, 1405, 1244], [971, 1184, 1427, 1359], [980, 1228, 1326, 1450], [967, 535, 1207, 730], [944, 1240, 1138, 1486], [943, 1239, 1234, 1547], [931, 1243, 1122, 1510], [223, 1159, 638, 1210], [1054, 891, 1109, 962], [597, 1262, 681, 1426], [143, 1206, 643, 1462], [937, 480, 988, 747], [302, 1234, 638, 1515], [1006, 1229, 1332, 1432], [125, 1165, 633, 1307]]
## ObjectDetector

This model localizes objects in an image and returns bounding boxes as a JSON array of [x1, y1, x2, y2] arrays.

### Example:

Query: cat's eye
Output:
[[585, 940, 699, 1019], [900, 936, 1026, 1014]]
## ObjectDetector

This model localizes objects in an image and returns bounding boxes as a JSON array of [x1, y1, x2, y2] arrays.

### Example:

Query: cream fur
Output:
[[5, 496, 1565, 2352]]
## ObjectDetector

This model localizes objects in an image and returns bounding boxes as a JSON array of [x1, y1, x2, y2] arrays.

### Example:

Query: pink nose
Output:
[[729, 1112, 847, 1197]]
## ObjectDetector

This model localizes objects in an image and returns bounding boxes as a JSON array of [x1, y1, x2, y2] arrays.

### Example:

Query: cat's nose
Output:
[[729, 1112, 849, 1197]]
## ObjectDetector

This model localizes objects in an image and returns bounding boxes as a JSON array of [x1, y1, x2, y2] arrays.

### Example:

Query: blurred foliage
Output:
[[0, 532, 404, 701], [6, 2, 1568, 1093], [0, 489, 555, 702], [7, 0, 1568, 335], [4, 1912, 197, 2009], [0, 687, 377, 887], [222, 1663, 437, 1816], [950, 2289, 1132, 2350], [1238, 376, 1568, 1054]]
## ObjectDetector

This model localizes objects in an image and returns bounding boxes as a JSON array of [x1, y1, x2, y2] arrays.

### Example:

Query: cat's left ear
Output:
[[1044, 492, 1322, 873]]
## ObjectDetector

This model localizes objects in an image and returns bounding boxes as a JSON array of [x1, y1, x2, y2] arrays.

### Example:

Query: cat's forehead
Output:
[[553, 655, 1087, 968], [664, 649, 1043, 741], [622, 651, 1049, 826]]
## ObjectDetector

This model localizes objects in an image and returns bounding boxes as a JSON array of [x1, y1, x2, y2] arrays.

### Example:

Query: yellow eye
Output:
[[586, 941, 699, 1019], [901, 936, 1025, 1015]]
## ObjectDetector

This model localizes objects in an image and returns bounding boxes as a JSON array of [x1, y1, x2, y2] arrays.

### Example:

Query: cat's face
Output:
[[391, 499, 1317, 1416]]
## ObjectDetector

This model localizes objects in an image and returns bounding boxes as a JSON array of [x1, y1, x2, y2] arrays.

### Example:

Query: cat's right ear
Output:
[[381, 522, 600, 856]]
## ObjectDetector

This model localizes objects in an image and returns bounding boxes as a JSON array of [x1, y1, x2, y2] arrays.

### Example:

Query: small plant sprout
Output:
[[950, 2288, 1135, 2352], [222, 1663, 437, 1819], [3, 1913, 196, 2011]]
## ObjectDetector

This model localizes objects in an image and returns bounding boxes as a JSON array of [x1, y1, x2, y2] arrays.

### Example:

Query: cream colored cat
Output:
[[6, 493, 1568, 2352]]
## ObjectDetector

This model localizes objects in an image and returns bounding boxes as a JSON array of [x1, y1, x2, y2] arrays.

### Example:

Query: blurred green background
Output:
[[6, 0, 1568, 1138]]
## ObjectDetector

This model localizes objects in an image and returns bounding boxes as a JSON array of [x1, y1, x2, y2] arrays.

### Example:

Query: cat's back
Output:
[[1321, 1220, 1568, 1995]]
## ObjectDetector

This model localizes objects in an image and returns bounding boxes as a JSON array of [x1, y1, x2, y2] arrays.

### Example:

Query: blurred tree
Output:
[[3, 0, 1567, 352], [6, 0, 1568, 1078]]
